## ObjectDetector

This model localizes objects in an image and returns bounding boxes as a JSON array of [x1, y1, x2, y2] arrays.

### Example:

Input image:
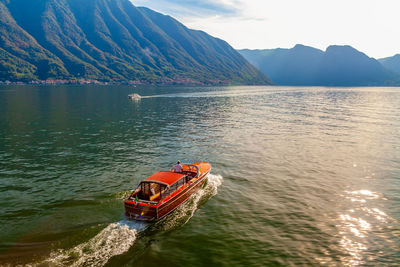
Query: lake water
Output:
[[0, 85, 399, 266]]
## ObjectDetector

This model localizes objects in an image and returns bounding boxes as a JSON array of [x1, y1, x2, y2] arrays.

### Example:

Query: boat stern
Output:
[[124, 200, 157, 221]]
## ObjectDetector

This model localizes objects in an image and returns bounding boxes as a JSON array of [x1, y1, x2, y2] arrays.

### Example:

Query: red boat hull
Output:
[[157, 173, 207, 219], [124, 162, 210, 221]]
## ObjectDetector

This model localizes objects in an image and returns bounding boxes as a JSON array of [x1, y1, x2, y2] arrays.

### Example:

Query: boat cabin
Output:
[[124, 162, 211, 221], [136, 181, 168, 202], [133, 165, 199, 203]]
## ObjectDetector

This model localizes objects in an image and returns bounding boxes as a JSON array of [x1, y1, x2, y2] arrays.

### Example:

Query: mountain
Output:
[[379, 54, 400, 74], [239, 45, 396, 86], [240, 45, 324, 85], [0, 0, 271, 85]]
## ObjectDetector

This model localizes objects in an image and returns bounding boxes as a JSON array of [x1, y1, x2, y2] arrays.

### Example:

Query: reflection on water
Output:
[[336, 189, 399, 266], [0, 85, 399, 266]]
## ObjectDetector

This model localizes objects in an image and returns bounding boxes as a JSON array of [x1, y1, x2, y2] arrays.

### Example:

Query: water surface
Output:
[[0, 85, 399, 266]]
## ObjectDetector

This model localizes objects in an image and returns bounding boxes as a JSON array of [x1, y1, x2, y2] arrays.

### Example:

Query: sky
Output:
[[132, 0, 400, 59]]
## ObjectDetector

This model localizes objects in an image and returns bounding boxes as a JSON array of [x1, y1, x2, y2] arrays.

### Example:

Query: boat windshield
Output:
[[171, 164, 199, 176]]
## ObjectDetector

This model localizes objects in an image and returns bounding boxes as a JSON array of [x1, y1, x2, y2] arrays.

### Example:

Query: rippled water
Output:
[[0, 85, 399, 266]]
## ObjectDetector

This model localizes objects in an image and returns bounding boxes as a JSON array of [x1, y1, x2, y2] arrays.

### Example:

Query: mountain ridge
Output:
[[0, 0, 271, 85], [239, 45, 398, 86], [379, 54, 400, 75]]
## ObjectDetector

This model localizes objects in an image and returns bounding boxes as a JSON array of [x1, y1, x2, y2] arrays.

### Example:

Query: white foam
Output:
[[157, 173, 223, 231], [207, 174, 224, 194], [41, 174, 223, 266], [112, 190, 133, 200], [44, 220, 146, 267]]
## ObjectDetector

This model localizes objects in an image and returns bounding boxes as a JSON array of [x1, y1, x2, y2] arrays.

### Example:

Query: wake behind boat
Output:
[[124, 162, 211, 221]]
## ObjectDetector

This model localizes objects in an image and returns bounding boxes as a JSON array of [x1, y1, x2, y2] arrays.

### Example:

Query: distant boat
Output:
[[128, 94, 141, 100], [124, 162, 211, 221]]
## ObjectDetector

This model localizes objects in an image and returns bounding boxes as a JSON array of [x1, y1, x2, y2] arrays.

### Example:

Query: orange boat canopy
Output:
[[144, 171, 185, 186]]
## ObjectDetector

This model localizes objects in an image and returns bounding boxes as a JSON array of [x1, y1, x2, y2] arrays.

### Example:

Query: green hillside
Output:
[[0, 0, 271, 85]]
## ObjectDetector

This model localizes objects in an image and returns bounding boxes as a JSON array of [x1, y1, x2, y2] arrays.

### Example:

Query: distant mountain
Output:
[[0, 0, 271, 85], [240, 45, 324, 85], [239, 45, 396, 86], [379, 54, 400, 74]]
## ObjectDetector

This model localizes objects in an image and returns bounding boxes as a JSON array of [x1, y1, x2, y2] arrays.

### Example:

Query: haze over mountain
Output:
[[239, 45, 397, 86], [379, 54, 400, 74], [0, 0, 270, 84]]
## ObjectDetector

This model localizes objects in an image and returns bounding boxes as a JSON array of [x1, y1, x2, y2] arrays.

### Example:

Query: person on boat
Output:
[[172, 160, 183, 173]]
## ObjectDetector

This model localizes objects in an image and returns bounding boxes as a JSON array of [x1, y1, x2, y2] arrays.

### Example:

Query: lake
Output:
[[0, 85, 399, 266]]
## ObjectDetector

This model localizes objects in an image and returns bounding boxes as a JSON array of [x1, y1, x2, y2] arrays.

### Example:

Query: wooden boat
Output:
[[124, 162, 211, 221]]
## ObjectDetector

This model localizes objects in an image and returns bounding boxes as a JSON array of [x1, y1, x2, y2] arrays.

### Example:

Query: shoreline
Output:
[[0, 78, 270, 87]]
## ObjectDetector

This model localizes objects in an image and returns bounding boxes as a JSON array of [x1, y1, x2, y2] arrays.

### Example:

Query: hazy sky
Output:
[[132, 0, 400, 59]]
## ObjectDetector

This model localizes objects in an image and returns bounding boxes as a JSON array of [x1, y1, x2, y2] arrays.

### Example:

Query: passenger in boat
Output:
[[172, 160, 183, 173], [150, 187, 156, 196]]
